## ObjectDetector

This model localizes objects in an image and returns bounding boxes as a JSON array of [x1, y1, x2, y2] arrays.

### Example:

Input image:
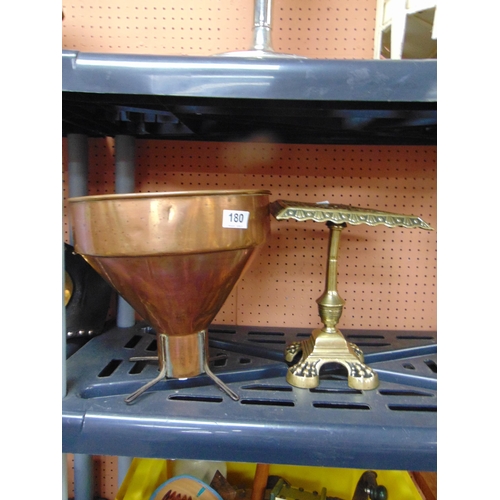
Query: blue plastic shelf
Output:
[[62, 51, 436, 145], [63, 322, 436, 471]]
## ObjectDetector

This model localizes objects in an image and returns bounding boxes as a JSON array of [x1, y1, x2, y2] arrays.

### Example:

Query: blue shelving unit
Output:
[[62, 51, 437, 474]]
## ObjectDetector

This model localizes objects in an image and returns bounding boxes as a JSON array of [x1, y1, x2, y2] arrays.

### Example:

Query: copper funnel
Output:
[[69, 189, 271, 401]]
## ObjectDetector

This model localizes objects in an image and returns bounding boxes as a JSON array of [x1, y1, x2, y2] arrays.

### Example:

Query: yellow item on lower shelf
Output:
[[115, 458, 168, 500], [115, 459, 423, 500]]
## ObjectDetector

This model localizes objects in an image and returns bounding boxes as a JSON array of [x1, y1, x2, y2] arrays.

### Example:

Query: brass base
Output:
[[285, 328, 379, 390]]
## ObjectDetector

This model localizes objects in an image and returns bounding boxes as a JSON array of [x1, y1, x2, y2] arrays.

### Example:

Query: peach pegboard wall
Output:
[[66, 454, 120, 500], [62, 0, 377, 59], [62, 140, 436, 332]]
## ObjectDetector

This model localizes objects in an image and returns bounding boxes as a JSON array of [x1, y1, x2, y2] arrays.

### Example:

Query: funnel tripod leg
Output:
[[203, 331, 240, 401], [129, 356, 158, 362], [124, 334, 168, 404]]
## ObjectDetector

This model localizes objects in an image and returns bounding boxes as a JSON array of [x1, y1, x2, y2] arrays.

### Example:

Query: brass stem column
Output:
[[316, 222, 346, 334]]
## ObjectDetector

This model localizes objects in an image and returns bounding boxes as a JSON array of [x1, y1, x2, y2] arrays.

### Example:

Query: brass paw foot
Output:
[[286, 359, 320, 388], [345, 360, 379, 390], [285, 341, 303, 362], [349, 343, 365, 363]]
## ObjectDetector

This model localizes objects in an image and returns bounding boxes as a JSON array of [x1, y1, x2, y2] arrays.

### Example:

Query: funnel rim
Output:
[[69, 189, 271, 203]]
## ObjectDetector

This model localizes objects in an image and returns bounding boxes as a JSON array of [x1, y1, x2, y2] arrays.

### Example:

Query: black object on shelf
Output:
[[352, 471, 387, 500], [65, 243, 113, 357]]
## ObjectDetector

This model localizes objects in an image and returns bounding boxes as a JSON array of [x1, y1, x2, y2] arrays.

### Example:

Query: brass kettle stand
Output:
[[284, 221, 378, 390], [271, 199, 433, 391]]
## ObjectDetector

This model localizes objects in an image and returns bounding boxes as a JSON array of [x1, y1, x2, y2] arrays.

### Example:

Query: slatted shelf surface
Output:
[[63, 322, 436, 471]]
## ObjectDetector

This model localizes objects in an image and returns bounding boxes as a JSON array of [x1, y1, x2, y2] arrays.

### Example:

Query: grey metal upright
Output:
[[252, 0, 273, 52], [67, 133, 94, 500], [115, 134, 136, 195], [114, 134, 137, 329], [67, 134, 88, 245], [115, 134, 137, 486]]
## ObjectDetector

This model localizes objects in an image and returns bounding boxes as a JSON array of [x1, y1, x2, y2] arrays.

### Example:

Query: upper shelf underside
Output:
[[62, 51, 437, 145]]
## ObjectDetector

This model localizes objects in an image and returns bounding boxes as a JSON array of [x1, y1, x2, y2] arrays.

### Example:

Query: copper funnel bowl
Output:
[[69, 190, 271, 382]]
